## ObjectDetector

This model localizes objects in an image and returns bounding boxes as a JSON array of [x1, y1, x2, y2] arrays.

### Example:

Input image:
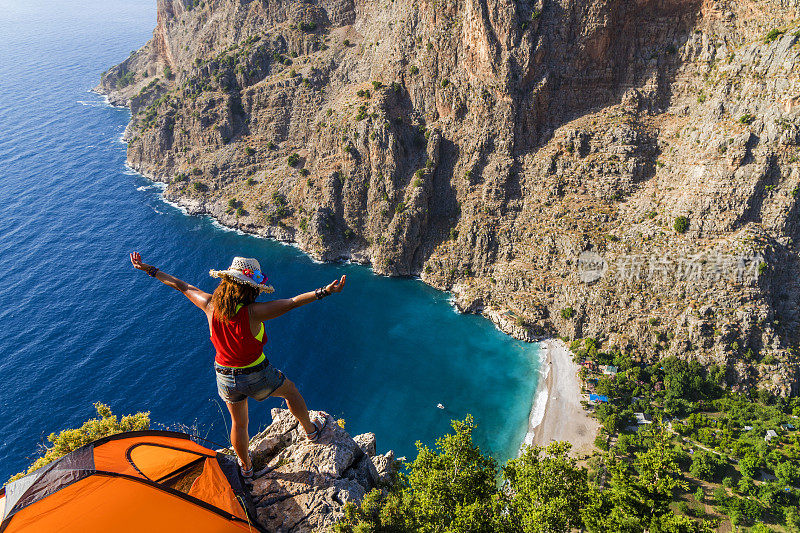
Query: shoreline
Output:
[[524, 339, 599, 456]]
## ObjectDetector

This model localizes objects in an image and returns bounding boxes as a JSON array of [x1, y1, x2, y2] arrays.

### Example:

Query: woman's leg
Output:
[[226, 399, 251, 470], [271, 379, 317, 435]]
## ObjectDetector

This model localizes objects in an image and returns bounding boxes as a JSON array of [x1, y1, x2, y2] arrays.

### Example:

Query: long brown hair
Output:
[[211, 275, 259, 322]]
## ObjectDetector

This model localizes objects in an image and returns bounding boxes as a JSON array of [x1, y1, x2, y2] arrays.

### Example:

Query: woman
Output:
[[129, 252, 346, 478]]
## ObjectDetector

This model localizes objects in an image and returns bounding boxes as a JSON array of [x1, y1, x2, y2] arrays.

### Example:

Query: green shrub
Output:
[[413, 178, 422, 187], [266, 141, 276, 150], [440, 78, 450, 88], [244, 146, 255, 156], [272, 192, 287, 207], [192, 182, 207, 192], [738, 476, 756, 497], [677, 501, 690, 515], [449, 228, 458, 240], [689, 450, 724, 481], [371, 81, 383, 90], [409, 65, 419, 75], [8, 403, 149, 482], [287, 153, 300, 166], [764, 29, 784, 43], [235, 207, 245, 217], [343, 39, 350, 46], [246, 177, 255, 186], [298, 21, 317, 32], [561, 307, 576, 319], [674, 216, 689, 234], [739, 113, 755, 125], [694, 487, 704, 502], [116, 70, 135, 88], [289, 69, 297, 77]]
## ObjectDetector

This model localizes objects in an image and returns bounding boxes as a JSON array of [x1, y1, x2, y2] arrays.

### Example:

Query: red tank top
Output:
[[210, 305, 268, 367]]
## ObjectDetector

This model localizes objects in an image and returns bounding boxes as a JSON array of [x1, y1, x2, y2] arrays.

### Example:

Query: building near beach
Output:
[[602, 365, 618, 376]]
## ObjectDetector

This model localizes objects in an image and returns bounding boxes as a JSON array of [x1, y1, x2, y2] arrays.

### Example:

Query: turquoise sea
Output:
[[0, 0, 542, 481]]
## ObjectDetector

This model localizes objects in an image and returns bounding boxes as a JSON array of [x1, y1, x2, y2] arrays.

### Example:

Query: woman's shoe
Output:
[[306, 417, 327, 442], [239, 456, 254, 482]]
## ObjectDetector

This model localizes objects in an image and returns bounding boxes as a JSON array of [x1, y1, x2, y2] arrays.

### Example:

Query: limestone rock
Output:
[[353, 432, 376, 457], [247, 409, 394, 532]]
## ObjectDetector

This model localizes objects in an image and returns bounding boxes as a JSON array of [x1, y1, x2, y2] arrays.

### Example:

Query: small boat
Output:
[[437, 403, 445, 409]]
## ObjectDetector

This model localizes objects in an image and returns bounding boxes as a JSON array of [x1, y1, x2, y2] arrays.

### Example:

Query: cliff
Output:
[[97, 0, 800, 395], [245, 408, 395, 532]]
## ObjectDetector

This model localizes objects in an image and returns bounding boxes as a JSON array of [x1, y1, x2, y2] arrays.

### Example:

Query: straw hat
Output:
[[210, 257, 274, 293]]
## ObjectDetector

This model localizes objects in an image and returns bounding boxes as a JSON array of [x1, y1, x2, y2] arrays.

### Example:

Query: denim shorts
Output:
[[215, 361, 286, 403]]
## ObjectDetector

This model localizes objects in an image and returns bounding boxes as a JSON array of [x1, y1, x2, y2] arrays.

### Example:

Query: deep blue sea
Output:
[[0, 0, 542, 481]]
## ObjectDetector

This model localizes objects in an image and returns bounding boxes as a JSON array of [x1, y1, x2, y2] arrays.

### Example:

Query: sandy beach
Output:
[[525, 339, 599, 456]]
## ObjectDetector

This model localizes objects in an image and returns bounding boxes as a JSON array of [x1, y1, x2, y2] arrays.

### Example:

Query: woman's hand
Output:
[[129, 251, 152, 272], [325, 275, 346, 294]]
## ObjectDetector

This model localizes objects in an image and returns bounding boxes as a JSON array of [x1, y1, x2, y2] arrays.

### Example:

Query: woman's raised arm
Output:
[[249, 275, 346, 322], [130, 252, 212, 313]]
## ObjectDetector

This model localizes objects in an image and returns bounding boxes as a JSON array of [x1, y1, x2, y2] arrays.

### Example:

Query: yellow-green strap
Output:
[[233, 303, 265, 341]]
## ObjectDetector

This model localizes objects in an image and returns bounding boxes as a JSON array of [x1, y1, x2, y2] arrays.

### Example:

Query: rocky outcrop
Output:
[[244, 408, 395, 532], [97, 0, 800, 395]]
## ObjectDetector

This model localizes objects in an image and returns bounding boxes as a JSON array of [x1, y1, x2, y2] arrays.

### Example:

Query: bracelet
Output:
[[315, 287, 330, 300], [146, 266, 159, 278]]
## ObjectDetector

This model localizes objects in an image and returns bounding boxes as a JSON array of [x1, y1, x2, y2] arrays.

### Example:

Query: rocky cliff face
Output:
[[244, 409, 395, 532], [98, 0, 800, 395]]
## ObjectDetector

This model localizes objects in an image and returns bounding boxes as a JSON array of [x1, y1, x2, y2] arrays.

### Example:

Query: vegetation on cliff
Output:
[[8, 403, 149, 482], [336, 416, 722, 532], [573, 338, 800, 531]]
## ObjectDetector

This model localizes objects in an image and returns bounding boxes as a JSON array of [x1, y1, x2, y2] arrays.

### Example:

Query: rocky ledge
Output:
[[244, 408, 395, 532]]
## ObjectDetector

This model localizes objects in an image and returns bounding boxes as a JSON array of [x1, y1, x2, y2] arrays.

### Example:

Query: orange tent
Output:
[[0, 431, 264, 533]]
